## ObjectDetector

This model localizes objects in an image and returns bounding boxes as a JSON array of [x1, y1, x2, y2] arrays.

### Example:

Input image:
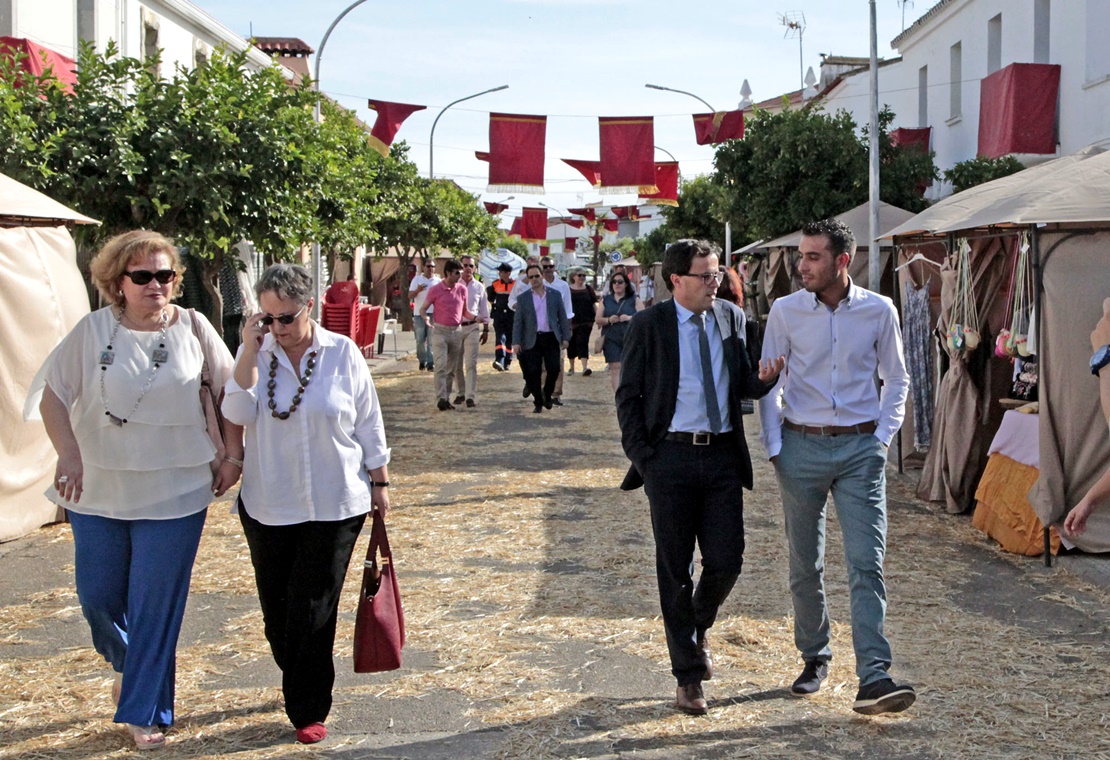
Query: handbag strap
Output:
[[187, 308, 214, 385], [365, 509, 393, 566]]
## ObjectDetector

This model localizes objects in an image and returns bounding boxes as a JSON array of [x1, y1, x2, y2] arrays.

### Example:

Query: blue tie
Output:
[[696, 313, 722, 434]]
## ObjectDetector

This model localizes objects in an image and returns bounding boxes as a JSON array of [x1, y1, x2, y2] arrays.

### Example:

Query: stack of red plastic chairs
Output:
[[320, 281, 361, 343]]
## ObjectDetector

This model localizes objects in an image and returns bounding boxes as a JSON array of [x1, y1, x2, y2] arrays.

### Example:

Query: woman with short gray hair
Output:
[[222, 263, 391, 745]]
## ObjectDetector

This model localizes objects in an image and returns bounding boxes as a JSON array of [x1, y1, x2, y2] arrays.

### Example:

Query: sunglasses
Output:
[[542, 264, 555, 270], [123, 269, 177, 285], [259, 304, 307, 326], [528, 274, 543, 280]]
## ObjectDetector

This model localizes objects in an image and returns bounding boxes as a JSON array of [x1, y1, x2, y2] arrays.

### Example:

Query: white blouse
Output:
[[222, 323, 390, 526], [44, 306, 233, 519]]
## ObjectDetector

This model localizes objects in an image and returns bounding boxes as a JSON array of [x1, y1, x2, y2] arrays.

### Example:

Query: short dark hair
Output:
[[801, 218, 855, 260], [444, 258, 463, 274], [526, 264, 542, 279], [256, 264, 313, 305], [661, 239, 720, 292]]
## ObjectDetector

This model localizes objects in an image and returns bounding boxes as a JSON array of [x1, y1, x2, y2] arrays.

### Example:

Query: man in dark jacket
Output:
[[616, 239, 783, 715]]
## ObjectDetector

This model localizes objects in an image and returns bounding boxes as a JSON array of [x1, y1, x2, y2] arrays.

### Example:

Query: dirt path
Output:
[[1, 348, 1109, 758]]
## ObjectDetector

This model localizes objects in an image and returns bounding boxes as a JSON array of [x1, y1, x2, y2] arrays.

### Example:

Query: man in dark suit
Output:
[[616, 239, 784, 715], [513, 264, 571, 413]]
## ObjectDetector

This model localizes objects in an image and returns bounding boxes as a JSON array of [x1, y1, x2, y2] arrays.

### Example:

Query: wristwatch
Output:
[[1091, 345, 1110, 376]]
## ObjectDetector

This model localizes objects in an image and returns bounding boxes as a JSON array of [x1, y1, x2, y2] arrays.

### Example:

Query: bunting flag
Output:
[[638, 161, 680, 207], [611, 206, 639, 220], [562, 158, 602, 186], [484, 113, 547, 193], [366, 99, 427, 157], [603, 219, 620, 233], [591, 234, 604, 247], [599, 116, 658, 194], [562, 219, 584, 229], [484, 201, 509, 215], [539, 245, 550, 257], [692, 110, 745, 145], [564, 237, 579, 251], [568, 207, 596, 221], [509, 207, 548, 243]]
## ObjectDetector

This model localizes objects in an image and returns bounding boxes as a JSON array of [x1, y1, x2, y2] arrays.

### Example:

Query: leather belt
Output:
[[664, 431, 734, 446], [460, 320, 478, 326], [783, 420, 878, 436]]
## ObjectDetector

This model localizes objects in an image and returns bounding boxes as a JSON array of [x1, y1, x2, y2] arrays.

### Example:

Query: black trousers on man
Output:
[[239, 502, 366, 728], [492, 311, 515, 369], [519, 331, 561, 407], [642, 434, 746, 685]]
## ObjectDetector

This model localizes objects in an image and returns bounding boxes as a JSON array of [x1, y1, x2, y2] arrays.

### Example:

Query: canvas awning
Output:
[[744, 201, 916, 253], [0, 172, 97, 226]]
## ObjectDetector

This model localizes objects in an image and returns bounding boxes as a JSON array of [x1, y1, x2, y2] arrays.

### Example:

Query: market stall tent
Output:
[[885, 144, 1110, 554], [1, 172, 96, 541]]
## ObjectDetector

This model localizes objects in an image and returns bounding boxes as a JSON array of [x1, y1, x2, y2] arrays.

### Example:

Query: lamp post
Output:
[[309, 0, 371, 317], [644, 84, 732, 259], [428, 85, 509, 179]]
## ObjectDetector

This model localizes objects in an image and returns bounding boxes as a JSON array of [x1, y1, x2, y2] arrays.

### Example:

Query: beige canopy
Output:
[[1, 172, 96, 541]]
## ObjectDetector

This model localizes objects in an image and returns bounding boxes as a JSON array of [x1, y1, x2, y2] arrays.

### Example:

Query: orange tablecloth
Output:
[[973, 453, 1060, 556]]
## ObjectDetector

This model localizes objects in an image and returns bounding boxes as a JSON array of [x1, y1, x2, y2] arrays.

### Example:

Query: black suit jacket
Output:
[[615, 298, 772, 491]]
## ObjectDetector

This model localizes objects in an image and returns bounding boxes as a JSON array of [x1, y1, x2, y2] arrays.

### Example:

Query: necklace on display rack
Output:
[[267, 349, 319, 419], [99, 308, 169, 427]]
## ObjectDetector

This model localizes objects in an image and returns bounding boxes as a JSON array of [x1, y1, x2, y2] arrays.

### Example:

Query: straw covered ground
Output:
[[1, 350, 1109, 758]]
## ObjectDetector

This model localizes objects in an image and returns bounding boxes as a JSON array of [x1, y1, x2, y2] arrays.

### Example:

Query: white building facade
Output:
[[812, 0, 1110, 199], [0, 0, 271, 73]]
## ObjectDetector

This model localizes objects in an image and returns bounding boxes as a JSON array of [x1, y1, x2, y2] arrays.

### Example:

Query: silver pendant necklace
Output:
[[99, 308, 169, 426]]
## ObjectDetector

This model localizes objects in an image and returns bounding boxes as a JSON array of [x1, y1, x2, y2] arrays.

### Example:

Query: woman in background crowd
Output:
[[595, 271, 643, 392], [566, 268, 598, 377]]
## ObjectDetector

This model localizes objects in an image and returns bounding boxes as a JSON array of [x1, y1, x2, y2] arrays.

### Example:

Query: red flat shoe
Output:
[[296, 722, 327, 744]]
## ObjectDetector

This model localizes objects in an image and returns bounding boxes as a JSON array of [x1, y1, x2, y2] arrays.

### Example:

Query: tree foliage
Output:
[[636, 175, 727, 266], [943, 154, 1025, 193], [712, 105, 938, 243]]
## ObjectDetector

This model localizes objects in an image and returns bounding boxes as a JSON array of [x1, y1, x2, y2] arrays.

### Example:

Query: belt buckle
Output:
[[692, 432, 711, 446]]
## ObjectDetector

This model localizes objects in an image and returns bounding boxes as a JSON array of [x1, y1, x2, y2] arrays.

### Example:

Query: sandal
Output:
[[129, 724, 166, 751]]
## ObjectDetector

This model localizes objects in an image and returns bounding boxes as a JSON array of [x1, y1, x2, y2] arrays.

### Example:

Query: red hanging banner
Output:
[[539, 245, 550, 257], [568, 207, 596, 221], [603, 219, 620, 233], [639, 162, 680, 207], [562, 219, 584, 229], [509, 207, 548, 243], [692, 110, 745, 145], [485, 113, 547, 194], [599, 116, 658, 194], [564, 237, 579, 251], [562, 158, 602, 186], [366, 99, 427, 158], [0, 36, 77, 93], [484, 202, 508, 215]]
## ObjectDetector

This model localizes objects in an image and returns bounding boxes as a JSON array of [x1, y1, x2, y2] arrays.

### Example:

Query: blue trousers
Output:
[[642, 436, 746, 685], [68, 508, 207, 727], [492, 312, 514, 368], [775, 428, 892, 686], [413, 314, 433, 367]]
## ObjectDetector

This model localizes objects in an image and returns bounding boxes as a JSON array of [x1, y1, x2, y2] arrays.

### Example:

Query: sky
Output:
[[190, 0, 930, 216]]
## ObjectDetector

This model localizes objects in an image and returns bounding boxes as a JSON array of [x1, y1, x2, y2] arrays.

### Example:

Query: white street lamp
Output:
[[428, 85, 509, 179]]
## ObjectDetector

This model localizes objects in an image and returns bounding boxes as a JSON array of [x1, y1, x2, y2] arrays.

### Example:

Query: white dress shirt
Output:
[[222, 324, 391, 525], [462, 277, 490, 323], [409, 273, 441, 315], [544, 275, 575, 320], [670, 301, 732, 434], [758, 280, 909, 458]]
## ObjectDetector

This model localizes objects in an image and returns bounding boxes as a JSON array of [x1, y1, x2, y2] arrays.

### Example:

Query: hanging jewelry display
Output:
[[99, 309, 169, 426], [995, 233, 1032, 359], [946, 239, 980, 353], [267, 350, 318, 419]]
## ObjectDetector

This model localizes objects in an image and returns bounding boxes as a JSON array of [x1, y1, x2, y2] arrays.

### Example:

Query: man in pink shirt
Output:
[[420, 259, 474, 411]]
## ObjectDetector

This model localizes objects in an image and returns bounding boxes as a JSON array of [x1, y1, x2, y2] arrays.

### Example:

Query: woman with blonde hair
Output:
[[39, 230, 242, 750]]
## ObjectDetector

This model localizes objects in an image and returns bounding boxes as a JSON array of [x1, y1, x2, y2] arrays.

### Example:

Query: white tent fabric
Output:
[[745, 201, 917, 253], [1, 171, 96, 541]]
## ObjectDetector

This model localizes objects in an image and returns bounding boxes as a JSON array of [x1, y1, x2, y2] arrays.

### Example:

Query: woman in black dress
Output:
[[566, 269, 597, 376]]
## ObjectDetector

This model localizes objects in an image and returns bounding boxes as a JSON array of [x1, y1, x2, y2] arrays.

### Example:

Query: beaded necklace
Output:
[[99, 308, 169, 426], [267, 349, 318, 419]]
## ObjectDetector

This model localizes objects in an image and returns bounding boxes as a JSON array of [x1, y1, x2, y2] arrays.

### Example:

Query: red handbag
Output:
[[353, 509, 405, 672]]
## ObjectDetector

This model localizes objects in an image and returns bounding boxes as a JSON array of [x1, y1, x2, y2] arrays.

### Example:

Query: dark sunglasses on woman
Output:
[[259, 304, 307, 326], [123, 269, 177, 285]]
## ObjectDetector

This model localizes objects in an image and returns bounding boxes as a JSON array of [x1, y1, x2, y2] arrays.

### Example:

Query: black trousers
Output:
[[239, 501, 366, 728], [519, 331, 561, 406], [642, 435, 746, 685]]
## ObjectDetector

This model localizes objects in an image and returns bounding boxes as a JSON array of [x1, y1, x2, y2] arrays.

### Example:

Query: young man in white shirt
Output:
[[759, 218, 915, 716], [409, 260, 440, 371]]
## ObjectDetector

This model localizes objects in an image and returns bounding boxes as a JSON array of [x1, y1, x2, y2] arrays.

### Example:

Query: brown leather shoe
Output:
[[696, 633, 713, 681], [674, 682, 708, 715]]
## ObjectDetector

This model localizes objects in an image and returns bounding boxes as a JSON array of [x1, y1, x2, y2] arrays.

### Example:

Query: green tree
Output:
[[496, 232, 529, 258], [636, 175, 727, 266], [943, 154, 1025, 193]]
